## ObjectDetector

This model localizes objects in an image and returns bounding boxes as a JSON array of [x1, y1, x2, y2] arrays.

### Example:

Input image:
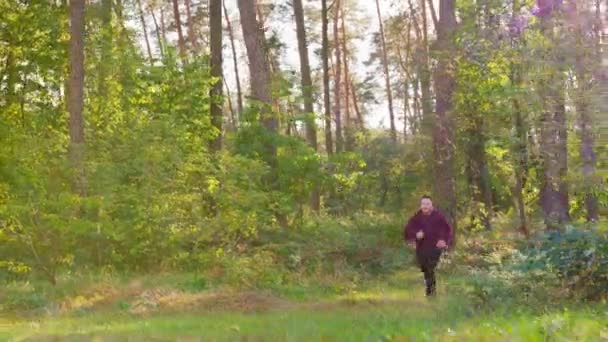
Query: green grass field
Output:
[[2, 269, 607, 341]]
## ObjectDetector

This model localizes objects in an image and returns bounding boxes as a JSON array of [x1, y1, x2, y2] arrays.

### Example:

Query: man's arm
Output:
[[437, 212, 453, 248], [403, 216, 418, 243]]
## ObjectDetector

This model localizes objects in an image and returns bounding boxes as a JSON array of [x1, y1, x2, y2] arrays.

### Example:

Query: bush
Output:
[[516, 226, 608, 300]]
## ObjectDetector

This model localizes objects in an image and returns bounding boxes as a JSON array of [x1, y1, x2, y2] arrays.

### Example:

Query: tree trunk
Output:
[[210, 0, 223, 152], [99, 0, 112, 102], [223, 77, 236, 130], [333, 0, 344, 153], [409, 0, 433, 137], [539, 17, 570, 228], [113, 0, 132, 112], [427, 0, 439, 32], [397, 22, 413, 137], [184, 0, 197, 52], [509, 0, 529, 235], [322, 0, 333, 155], [5, 50, 17, 109], [223, 2, 244, 119], [350, 78, 364, 130], [375, 0, 397, 142], [412, 76, 421, 135], [341, 4, 354, 151], [432, 0, 457, 228], [68, 0, 86, 196], [293, 0, 318, 151], [465, 118, 493, 230], [293, 0, 320, 212], [160, 6, 167, 47], [172, 0, 186, 60], [575, 27, 599, 222], [136, 0, 153, 61], [150, 6, 165, 58], [237, 0, 277, 170], [511, 63, 529, 235]]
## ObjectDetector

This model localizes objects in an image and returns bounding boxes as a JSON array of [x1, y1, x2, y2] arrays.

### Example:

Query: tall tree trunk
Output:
[[184, 0, 197, 52], [68, 0, 86, 196], [333, 0, 344, 153], [160, 6, 167, 46], [172, 0, 186, 60], [150, 6, 165, 58], [412, 0, 434, 136], [237, 0, 277, 169], [432, 0, 457, 228], [412, 76, 421, 135], [223, 2, 244, 119], [341, 4, 354, 151], [509, 0, 529, 236], [575, 20, 599, 222], [350, 78, 364, 130], [136, 0, 153, 61], [465, 118, 493, 230], [375, 0, 397, 142], [293, 0, 320, 212], [322, 0, 333, 155], [113, 0, 132, 112], [99, 0, 112, 102], [426, 0, 439, 32], [210, 0, 223, 151], [5, 50, 17, 109], [397, 22, 413, 137], [293, 0, 318, 151], [539, 17, 570, 228], [223, 77, 236, 130]]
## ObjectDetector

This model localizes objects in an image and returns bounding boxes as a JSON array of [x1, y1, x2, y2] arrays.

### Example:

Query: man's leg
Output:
[[416, 250, 429, 294], [425, 249, 442, 296]]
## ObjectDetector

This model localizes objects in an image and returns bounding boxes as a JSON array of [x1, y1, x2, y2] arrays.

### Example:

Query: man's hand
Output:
[[436, 240, 447, 249], [408, 241, 416, 248], [416, 230, 424, 240]]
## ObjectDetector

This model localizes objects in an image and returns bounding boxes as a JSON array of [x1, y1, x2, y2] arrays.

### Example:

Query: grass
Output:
[[1, 268, 607, 341]]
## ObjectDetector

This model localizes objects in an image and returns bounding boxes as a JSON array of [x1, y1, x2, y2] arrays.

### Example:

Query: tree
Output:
[[293, 0, 320, 211], [210, 0, 223, 151], [322, 0, 333, 155], [375, 0, 397, 142], [432, 0, 457, 227], [409, 0, 433, 136], [184, 0, 197, 51], [237, 0, 277, 170], [149, 4, 165, 58], [333, 0, 344, 153], [68, 0, 86, 196], [136, 0, 153, 61], [573, 2, 599, 222], [341, 4, 355, 150], [99, 0, 112, 102], [172, 0, 186, 60], [223, 2, 244, 119], [293, 0, 318, 151], [538, 15, 570, 228], [509, 0, 529, 236]]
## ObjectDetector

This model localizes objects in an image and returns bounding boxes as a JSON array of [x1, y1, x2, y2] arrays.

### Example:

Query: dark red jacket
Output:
[[404, 209, 453, 251]]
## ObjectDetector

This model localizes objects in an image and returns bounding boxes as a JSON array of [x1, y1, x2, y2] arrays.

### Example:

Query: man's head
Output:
[[420, 195, 433, 215]]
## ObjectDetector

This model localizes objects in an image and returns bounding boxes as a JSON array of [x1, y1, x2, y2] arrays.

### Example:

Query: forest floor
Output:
[[2, 267, 607, 341]]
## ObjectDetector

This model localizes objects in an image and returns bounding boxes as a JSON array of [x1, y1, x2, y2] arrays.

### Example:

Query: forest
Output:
[[0, 0, 607, 339]]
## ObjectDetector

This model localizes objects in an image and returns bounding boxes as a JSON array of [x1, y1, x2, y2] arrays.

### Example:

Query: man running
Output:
[[404, 195, 453, 297]]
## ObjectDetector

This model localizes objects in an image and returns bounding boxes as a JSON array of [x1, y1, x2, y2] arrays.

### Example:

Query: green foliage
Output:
[[517, 226, 608, 300]]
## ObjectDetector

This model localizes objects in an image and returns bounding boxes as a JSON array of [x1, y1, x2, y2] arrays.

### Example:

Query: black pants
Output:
[[416, 248, 442, 296]]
